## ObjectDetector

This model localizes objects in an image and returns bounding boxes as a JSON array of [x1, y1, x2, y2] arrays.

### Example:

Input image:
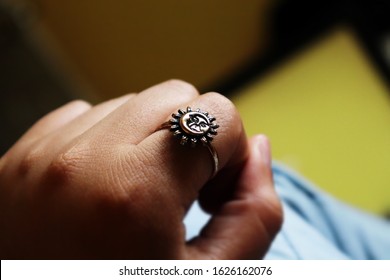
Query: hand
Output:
[[0, 80, 282, 259]]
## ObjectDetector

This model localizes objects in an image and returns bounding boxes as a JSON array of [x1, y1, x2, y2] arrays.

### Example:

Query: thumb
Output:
[[186, 135, 283, 259]]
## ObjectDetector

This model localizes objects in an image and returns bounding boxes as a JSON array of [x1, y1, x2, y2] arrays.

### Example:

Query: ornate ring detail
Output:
[[169, 107, 219, 146], [158, 106, 219, 178]]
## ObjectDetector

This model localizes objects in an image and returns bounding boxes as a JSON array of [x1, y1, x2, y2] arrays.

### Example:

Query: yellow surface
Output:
[[233, 28, 390, 214], [26, 0, 272, 98]]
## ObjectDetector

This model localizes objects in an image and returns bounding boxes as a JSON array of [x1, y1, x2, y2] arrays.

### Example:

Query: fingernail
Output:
[[257, 134, 271, 167]]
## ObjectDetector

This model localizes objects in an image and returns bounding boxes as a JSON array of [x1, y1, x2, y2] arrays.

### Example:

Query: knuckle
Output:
[[240, 199, 261, 215], [0, 154, 7, 177], [18, 148, 45, 176], [251, 198, 283, 239], [67, 99, 92, 110], [267, 199, 284, 234], [45, 148, 83, 184], [207, 92, 239, 119], [229, 198, 283, 236], [204, 92, 243, 144], [257, 191, 284, 236], [166, 79, 199, 97]]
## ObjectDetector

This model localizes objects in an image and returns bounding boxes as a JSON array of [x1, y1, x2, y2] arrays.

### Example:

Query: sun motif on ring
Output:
[[169, 107, 219, 147]]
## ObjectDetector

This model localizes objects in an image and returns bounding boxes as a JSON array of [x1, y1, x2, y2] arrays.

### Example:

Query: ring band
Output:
[[158, 106, 219, 178]]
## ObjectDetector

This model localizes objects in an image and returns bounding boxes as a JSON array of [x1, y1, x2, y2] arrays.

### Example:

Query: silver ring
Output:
[[158, 106, 219, 178]]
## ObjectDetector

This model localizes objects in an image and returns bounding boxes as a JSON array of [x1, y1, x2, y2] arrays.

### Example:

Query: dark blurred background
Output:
[[1, 0, 389, 214]]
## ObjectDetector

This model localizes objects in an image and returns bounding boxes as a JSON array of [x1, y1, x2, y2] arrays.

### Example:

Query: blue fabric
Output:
[[184, 163, 390, 259]]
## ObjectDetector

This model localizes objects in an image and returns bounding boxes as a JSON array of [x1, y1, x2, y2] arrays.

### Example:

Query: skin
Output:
[[0, 80, 282, 259]]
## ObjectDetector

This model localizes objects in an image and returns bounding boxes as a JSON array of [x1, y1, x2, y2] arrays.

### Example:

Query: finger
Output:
[[131, 92, 249, 214], [186, 135, 283, 259], [1, 101, 91, 174], [37, 94, 135, 155], [17, 94, 135, 176], [44, 94, 135, 147], [87, 79, 199, 145], [17, 100, 92, 145]]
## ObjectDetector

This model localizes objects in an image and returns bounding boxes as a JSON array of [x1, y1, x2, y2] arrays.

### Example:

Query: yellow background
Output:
[[26, 0, 272, 96], [233, 28, 390, 214]]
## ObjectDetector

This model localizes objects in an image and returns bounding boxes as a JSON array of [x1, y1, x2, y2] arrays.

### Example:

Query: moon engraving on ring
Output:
[[181, 112, 210, 135], [168, 107, 219, 147]]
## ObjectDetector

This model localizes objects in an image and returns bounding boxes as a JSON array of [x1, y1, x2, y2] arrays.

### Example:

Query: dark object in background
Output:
[[215, 0, 390, 95], [272, 0, 390, 87], [0, 2, 77, 155]]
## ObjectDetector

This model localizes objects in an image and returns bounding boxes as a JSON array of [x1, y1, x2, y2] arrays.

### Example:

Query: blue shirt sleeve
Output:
[[184, 162, 390, 259], [266, 163, 390, 259]]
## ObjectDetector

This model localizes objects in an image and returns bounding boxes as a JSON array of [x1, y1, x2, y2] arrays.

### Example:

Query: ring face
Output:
[[169, 107, 219, 146]]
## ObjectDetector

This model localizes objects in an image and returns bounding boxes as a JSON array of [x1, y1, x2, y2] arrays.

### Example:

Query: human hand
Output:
[[0, 80, 282, 259]]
